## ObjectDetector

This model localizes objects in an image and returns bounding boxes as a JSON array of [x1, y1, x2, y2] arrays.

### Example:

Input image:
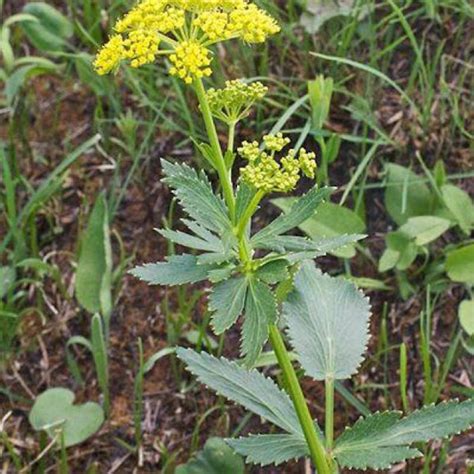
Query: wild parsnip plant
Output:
[[95, 1, 474, 471]]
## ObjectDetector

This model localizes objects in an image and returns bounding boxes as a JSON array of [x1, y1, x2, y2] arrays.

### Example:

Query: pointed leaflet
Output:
[[284, 262, 371, 380], [254, 234, 364, 254], [177, 348, 303, 435], [227, 434, 308, 466], [158, 228, 224, 253], [241, 278, 277, 367], [251, 186, 332, 246], [336, 445, 421, 470], [130, 254, 213, 286], [209, 276, 248, 334], [161, 159, 231, 233], [334, 399, 474, 470]]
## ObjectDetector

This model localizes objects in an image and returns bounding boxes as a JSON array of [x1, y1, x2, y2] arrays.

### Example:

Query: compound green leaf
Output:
[[227, 434, 308, 466], [209, 276, 248, 334], [177, 348, 303, 435], [252, 187, 332, 246], [130, 254, 213, 286], [161, 159, 231, 233], [241, 278, 277, 367], [176, 437, 244, 474], [335, 399, 474, 470], [284, 262, 371, 380], [29, 388, 103, 447], [272, 198, 365, 258]]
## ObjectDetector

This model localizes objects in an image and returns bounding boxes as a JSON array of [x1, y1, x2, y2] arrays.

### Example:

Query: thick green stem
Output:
[[194, 78, 236, 221], [268, 324, 331, 474]]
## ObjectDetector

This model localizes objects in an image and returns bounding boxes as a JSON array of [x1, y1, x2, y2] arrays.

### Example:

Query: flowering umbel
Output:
[[239, 133, 317, 193], [94, 0, 280, 83], [206, 80, 268, 124]]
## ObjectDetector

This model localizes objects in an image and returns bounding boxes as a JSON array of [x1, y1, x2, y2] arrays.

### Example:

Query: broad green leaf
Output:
[[29, 388, 103, 447], [0, 266, 16, 298], [272, 198, 365, 258], [227, 434, 308, 466], [399, 216, 450, 245], [242, 278, 277, 367], [176, 437, 244, 474], [255, 260, 289, 284], [335, 399, 474, 470], [459, 300, 474, 336], [441, 184, 474, 234], [384, 164, 435, 225], [446, 244, 474, 284], [252, 187, 332, 246], [177, 348, 303, 435], [21, 3, 73, 52], [130, 254, 213, 286], [209, 276, 248, 334], [284, 262, 371, 380], [75, 193, 112, 316], [161, 160, 231, 233]]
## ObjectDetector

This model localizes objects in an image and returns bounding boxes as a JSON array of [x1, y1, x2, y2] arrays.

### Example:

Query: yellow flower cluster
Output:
[[193, 4, 280, 44], [94, 0, 280, 82], [115, 0, 184, 33], [228, 3, 280, 43], [94, 35, 125, 75], [239, 133, 317, 193], [169, 40, 212, 83], [95, 30, 160, 73], [206, 80, 268, 123]]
